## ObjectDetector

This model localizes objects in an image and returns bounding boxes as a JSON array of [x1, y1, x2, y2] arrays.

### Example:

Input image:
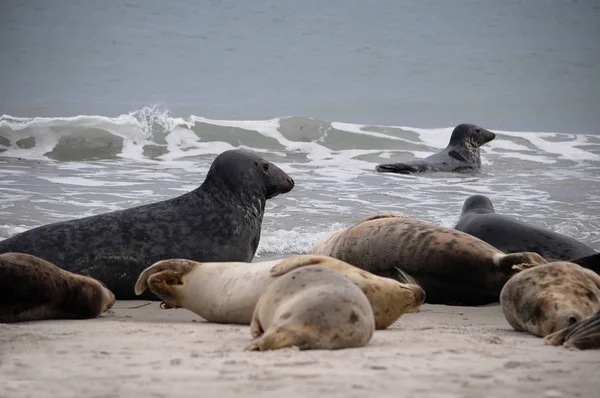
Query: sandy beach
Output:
[[1, 301, 598, 398]]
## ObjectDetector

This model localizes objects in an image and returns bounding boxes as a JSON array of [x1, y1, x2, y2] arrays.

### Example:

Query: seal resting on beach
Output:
[[0, 252, 115, 323], [0, 149, 294, 300], [375, 123, 495, 174], [455, 195, 597, 261], [500, 261, 600, 339], [245, 265, 375, 351], [134, 254, 425, 330], [545, 311, 600, 350], [312, 214, 547, 305]]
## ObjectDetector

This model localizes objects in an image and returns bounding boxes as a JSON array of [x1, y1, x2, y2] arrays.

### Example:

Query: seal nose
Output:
[[287, 177, 295, 188], [414, 287, 426, 304]]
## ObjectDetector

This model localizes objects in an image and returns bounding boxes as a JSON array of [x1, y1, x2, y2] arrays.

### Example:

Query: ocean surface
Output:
[[1, 0, 599, 260]]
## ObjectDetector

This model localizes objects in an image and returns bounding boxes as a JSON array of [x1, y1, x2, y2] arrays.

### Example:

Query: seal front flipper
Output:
[[448, 150, 468, 162], [545, 312, 600, 350], [375, 163, 420, 174]]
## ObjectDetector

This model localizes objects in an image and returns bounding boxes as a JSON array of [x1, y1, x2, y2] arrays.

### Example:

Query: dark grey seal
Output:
[[375, 123, 496, 174], [0, 149, 295, 300], [454, 195, 597, 262]]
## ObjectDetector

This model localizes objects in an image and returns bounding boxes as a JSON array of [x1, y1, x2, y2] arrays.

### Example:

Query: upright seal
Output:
[[0, 149, 295, 299], [313, 214, 547, 305], [0, 252, 115, 323], [455, 195, 596, 261], [376, 124, 496, 174]]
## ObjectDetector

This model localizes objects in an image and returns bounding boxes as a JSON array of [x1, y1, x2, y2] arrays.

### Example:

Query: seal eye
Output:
[[475, 128, 481, 133], [263, 163, 270, 172], [567, 316, 578, 326]]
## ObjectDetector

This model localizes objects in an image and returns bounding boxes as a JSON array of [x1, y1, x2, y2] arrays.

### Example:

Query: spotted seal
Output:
[[0, 149, 294, 300], [500, 261, 600, 339], [375, 123, 495, 174], [245, 265, 375, 351], [313, 214, 547, 305], [0, 252, 115, 323]]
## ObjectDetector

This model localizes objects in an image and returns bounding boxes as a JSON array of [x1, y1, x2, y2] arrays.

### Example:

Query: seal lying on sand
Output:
[[455, 195, 597, 261], [0, 252, 115, 323], [500, 262, 600, 339], [375, 123, 496, 174], [134, 254, 425, 330], [312, 214, 547, 305], [545, 311, 600, 350], [245, 265, 375, 351], [0, 149, 294, 300]]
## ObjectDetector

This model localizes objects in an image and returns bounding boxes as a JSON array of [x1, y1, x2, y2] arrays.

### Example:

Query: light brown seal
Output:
[[500, 261, 600, 338], [245, 265, 375, 351], [0, 252, 115, 323], [134, 254, 425, 329], [313, 214, 548, 305]]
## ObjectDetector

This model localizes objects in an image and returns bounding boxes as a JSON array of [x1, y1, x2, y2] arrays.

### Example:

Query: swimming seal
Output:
[[500, 262, 600, 340], [0, 149, 295, 300], [0, 252, 115, 323], [545, 311, 600, 350], [134, 254, 425, 330], [455, 195, 597, 261], [375, 123, 496, 174], [312, 214, 547, 305], [245, 265, 375, 351]]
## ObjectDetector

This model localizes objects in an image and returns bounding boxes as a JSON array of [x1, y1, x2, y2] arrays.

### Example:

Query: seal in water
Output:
[[545, 311, 600, 350], [375, 123, 496, 174], [454, 195, 597, 261], [500, 261, 600, 338], [312, 214, 547, 305], [134, 254, 425, 330], [245, 265, 375, 351], [0, 149, 295, 300], [0, 252, 115, 323]]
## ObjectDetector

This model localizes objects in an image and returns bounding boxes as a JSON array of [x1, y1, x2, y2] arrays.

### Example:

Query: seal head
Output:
[[500, 262, 600, 337]]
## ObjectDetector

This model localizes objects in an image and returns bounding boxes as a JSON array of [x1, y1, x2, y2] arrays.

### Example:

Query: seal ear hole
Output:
[[263, 163, 270, 172]]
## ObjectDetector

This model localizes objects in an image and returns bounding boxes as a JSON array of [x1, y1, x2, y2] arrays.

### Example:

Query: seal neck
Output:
[[198, 180, 266, 219]]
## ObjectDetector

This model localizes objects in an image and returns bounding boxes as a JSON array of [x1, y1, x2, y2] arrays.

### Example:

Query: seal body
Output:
[[134, 254, 425, 329], [0, 149, 294, 300], [313, 214, 547, 305], [245, 265, 375, 351], [500, 262, 600, 338], [376, 124, 495, 174], [545, 311, 600, 350], [0, 252, 115, 323], [455, 195, 596, 261]]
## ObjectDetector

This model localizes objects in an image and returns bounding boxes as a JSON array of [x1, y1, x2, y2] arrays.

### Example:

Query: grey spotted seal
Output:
[[134, 254, 425, 329], [455, 195, 597, 261], [0, 252, 115, 323], [545, 311, 600, 350], [500, 261, 600, 339], [313, 214, 548, 305], [0, 149, 294, 300], [245, 265, 375, 351], [375, 123, 496, 174]]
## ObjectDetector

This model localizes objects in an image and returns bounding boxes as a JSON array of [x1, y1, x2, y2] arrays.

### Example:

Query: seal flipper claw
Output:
[[545, 312, 600, 350], [498, 252, 547, 273]]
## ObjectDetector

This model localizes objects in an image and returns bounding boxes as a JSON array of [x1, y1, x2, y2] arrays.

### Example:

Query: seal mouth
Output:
[[267, 176, 295, 199]]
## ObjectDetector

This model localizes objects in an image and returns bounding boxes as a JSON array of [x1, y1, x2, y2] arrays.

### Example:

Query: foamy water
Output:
[[1, 108, 599, 259]]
